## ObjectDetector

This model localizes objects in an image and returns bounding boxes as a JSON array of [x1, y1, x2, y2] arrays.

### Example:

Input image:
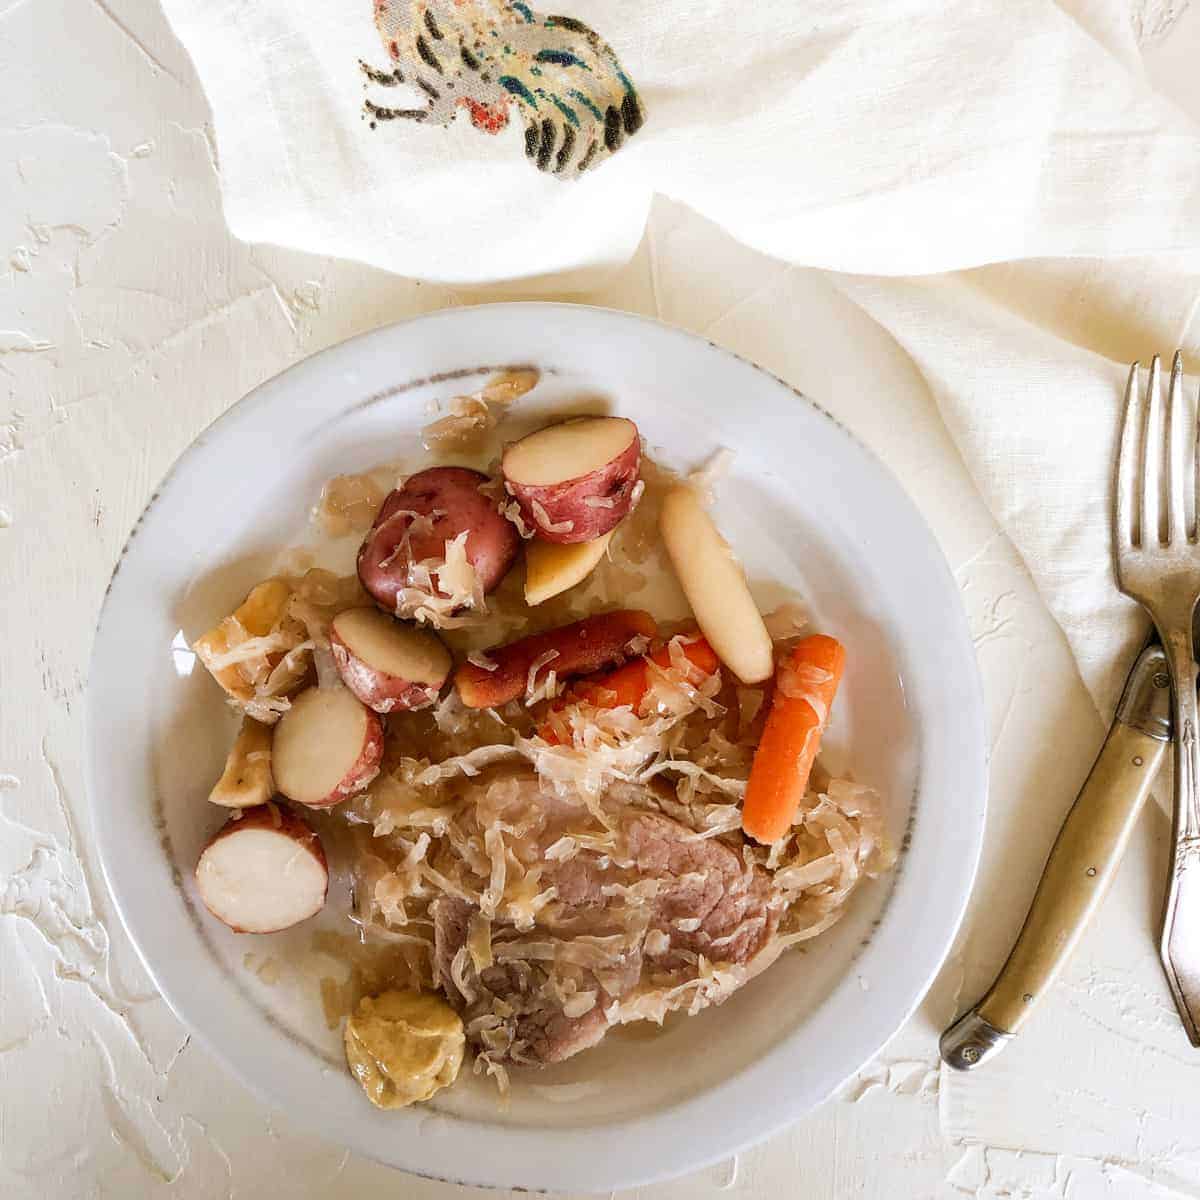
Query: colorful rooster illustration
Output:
[[363, 1, 645, 177]]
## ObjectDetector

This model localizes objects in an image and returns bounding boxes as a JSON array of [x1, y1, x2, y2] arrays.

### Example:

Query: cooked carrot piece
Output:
[[742, 635, 845, 844], [454, 610, 657, 709], [539, 635, 720, 741], [574, 636, 719, 711]]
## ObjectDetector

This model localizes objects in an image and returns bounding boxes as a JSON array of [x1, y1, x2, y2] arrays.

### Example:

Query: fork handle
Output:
[[1159, 627, 1200, 1046]]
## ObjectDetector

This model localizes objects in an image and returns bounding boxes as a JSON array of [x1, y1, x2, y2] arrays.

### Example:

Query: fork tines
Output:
[[1117, 352, 1193, 551]]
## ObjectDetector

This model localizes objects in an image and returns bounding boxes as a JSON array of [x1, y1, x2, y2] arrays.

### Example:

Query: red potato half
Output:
[[455, 609, 657, 708], [357, 467, 520, 613], [501, 417, 641, 544], [272, 685, 384, 808], [330, 608, 451, 713], [195, 804, 328, 934]]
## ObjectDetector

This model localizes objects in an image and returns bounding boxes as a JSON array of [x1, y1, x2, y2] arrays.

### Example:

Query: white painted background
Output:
[[5, 2, 1200, 1197]]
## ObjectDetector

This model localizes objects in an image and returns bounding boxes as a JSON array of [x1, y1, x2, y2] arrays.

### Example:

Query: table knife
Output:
[[940, 641, 1171, 1069]]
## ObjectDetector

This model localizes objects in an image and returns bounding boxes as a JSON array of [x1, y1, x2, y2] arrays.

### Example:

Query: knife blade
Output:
[[941, 639, 1171, 1069]]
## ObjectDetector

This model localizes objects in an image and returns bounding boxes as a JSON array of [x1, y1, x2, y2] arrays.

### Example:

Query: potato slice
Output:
[[209, 718, 274, 808], [659, 485, 773, 684], [501, 417, 640, 544], [195, 804, 328, 933], [273, 685, 384, 808], [330, 608, 451, 713], [503, 417, 637, 485], [524, 532, 613, 606]]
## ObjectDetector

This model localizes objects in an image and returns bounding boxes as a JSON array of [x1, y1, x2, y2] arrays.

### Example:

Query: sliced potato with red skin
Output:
[[209, 718, 274, 808], [195, 804, 328, 934], [357, 467, 520, 613], [273, 686, 384, 808], [501, 417, 640, 544], [330, 608, 451, 713], [455, 609, 657, 709], [524, 532, 613, 606], [659, 485, 774, 685]]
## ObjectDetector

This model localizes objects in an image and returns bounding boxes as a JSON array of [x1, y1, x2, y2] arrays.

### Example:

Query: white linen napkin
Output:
[[159, 0, 1200, 719], [834, 256, 1200, 721]]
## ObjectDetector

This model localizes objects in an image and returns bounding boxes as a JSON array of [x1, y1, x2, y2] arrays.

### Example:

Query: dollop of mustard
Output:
[[344, 990, 465, 1109]]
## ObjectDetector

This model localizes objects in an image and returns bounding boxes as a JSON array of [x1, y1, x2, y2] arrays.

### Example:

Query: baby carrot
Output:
[[539, 636, 720, 740], [455, 610, 657, 709], [574, 637, 719, 710], [742, 634, 845, 844]]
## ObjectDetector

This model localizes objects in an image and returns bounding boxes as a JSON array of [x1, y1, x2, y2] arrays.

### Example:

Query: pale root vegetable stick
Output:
[[539, 636, 720, 742], [195, 804, 329, 934], [742, 635, 846, 844], [524, 532, 613, 606], [658, 485, 774, 685], [193, 579, 294, 702], [502, 416, 641, 544], [454, 610, 657, 709], [209, 717, 274, 808]]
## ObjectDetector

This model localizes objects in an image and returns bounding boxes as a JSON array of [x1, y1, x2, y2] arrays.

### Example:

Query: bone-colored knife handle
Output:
[[941, 649, 1169, 1070]]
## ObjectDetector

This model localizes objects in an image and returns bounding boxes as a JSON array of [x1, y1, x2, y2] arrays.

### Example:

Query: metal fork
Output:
[[1116, 352, 1200, 1045]]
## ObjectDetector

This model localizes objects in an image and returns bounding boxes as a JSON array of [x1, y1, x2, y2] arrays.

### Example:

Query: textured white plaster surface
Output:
[[5, 2, 1200, 1196]]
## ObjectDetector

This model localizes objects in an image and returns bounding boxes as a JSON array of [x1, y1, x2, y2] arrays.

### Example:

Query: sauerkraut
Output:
[[421, 369, 539, 453], [378, 512, 490, 630], [192, 569, 366, 723], [196, 437, 894, 1098], [345, 630, 894, 1073]]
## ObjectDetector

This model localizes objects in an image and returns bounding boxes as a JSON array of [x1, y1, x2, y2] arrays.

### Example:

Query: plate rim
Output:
[[86, 301, 987, 1192]]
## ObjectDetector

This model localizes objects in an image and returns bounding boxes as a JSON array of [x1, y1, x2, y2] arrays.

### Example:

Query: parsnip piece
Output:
[[524, 532, 613, 606], [659, 485, 773, 684], [193, 579, 295, 702], [208, 718, 274, 808]]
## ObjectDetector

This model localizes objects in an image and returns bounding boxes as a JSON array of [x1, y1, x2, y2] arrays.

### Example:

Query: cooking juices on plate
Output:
[[188, 374, 893, 1107]]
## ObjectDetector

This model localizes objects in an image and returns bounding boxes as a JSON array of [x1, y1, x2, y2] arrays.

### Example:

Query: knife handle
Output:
[[941, 719, 1166, 1069]]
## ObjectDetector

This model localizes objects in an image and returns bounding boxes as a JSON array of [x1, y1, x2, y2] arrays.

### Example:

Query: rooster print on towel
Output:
[[364, 1, 644, 177]]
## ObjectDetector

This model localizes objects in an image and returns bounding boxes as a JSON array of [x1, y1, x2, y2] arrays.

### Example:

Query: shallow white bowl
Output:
[[87, 303, 986, 1192]]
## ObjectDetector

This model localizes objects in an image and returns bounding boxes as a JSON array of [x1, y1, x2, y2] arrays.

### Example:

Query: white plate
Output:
[[87, 303, 986, 1193]]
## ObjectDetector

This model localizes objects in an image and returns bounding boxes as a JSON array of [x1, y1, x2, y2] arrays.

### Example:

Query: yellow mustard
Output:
[[343, 990, 465, 1109]]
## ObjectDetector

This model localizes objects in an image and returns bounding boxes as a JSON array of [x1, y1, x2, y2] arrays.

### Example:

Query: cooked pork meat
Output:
[[432, 801, 780, 1066], [556, 811, 778, 965], [433, 896, 611, 1065]]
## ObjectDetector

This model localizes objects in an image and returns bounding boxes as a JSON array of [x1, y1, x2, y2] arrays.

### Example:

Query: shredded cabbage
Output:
[[394, 531, 488, 630], [289, 457, 893, 1089], [193, 569, 366, 724]]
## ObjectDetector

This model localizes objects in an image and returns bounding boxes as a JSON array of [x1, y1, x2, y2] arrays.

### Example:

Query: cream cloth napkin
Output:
[[833, 256, 1200, 721], [159, 0, 1200, 719]]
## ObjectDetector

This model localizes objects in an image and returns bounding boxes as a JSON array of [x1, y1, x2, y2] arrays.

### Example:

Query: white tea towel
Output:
[[159, 0, 1200, 720], [159, 0, 1200, 282]]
